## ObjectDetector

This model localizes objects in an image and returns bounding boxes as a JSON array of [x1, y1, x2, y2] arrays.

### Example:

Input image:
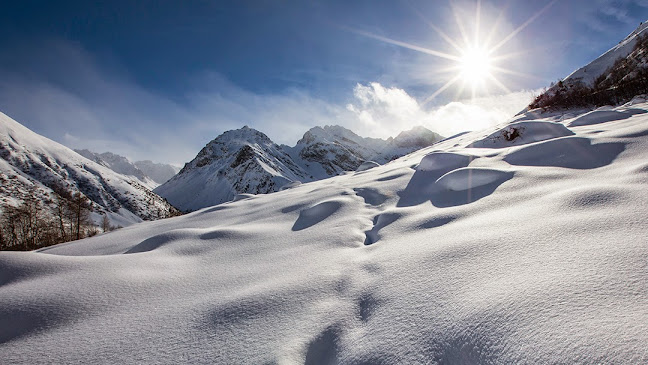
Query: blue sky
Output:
[[0, 0, 646, 165]]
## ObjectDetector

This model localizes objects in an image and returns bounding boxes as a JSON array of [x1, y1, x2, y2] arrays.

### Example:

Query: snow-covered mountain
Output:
[[563, 21, 648, 87], [0, 111, 179, 226], [75, 149, 157, 189], [154, 126, 311, 212], [75, 149, 178, 188], [134, 160, 179, 185], [530, 21, 648, 110], [156, 125, 443, 211], [4, 97, 648, 363]]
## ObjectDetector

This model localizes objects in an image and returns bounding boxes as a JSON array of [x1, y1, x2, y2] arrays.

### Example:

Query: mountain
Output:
[[154, 126, 310, 212], [5, 97, 648, 363], [134, 160, 179, 185], [75, 149, 179, 188], [0, 111, 179, 227], [156, 125, 443, 211], [75, 149, 157, 189], [563, 21, 648, 87]]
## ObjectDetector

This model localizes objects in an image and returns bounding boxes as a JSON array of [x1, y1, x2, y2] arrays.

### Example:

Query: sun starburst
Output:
[[347, 0, 557, 103]]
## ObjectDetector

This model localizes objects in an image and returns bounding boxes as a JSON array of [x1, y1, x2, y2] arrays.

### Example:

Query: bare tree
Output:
[[101, 214, 111, 232]]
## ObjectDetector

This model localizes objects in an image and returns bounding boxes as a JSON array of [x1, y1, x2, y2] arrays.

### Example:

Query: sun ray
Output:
[[483, 0, 513, 48], [405, 1, 464, 53], [344, 27, 460, 61], [421, 74, 463, 106], [344, 0, 544, 101], [475, 0, 481, 45], [487, 73, 511, 94], [490, 0, 557, 54], [453, 79, 468, 100], [449, 1, 471, 48], [491, 66, 543, 80]]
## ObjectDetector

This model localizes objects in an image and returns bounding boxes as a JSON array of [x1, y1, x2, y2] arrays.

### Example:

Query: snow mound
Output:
[[504, 136, 625, 169], [417, 152, 473, 172], [292, 200, 344, 231], [471, 121, 574, 148], [356, 161, 380, 172], [568, 109, 646, 127], [232, 193, 256, 202], [280, 181, 302, 190], [435, 167, 514, 192]]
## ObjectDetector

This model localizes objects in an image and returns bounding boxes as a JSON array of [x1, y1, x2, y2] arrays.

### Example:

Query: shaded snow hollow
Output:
[[2, 100, 648, 363]]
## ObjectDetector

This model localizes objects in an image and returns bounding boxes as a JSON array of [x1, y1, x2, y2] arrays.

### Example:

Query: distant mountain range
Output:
[[75, 149, 179, 189], [155, 125, 443, 211]]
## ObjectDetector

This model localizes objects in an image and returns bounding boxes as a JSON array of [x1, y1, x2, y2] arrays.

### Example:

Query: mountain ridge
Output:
[[156, 124, 444, 211]]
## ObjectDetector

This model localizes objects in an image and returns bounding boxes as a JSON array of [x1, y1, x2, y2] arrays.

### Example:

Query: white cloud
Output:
[[345, 82, 537, 139]]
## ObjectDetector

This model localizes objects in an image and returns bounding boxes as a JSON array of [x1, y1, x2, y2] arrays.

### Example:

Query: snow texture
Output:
[[2, 99, 648, 364]]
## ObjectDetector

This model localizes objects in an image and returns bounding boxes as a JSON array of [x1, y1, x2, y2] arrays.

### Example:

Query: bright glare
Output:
[[460, 47, 492, 83]]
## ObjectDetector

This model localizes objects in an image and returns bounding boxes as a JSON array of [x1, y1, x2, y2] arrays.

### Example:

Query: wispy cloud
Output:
[[0, 39, 533, 165]]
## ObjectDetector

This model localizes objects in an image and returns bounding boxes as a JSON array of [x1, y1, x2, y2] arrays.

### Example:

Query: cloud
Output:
[[346, 82, 536, 138], [0, 39, 533, 166]]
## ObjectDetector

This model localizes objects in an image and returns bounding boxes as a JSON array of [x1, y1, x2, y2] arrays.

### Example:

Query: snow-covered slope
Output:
[[75, 149, 158, 189], [157, 125, 443, 211], [0, 111, 179, 226], [154, 126, 310, 212], [563, 21, 648, 86], [2, 98, 648, 363]]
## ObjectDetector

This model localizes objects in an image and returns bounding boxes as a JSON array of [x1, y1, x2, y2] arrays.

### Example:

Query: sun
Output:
[[459, 46, 492, 83], [347, 0, 557, 102]]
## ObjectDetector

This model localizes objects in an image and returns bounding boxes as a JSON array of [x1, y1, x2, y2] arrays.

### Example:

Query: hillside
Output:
[[530, 21, 648, 110], [0, 111, 179, 230]]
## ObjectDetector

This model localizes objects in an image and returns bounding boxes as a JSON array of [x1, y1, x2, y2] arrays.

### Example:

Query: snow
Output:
[[2, 101, 648, 363], [355, 161, 380, 172]]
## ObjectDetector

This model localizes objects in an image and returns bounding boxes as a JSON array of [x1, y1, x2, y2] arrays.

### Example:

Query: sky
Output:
[[0, 0, 646, 165]]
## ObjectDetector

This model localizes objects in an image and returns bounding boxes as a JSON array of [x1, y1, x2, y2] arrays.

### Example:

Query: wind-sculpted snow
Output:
[[470, 120, 575, 148], [568, 108, 647, 127], [504, 136, 625, 169], [2, 101, 648, 363], [435, 168, 514, 192], [355, 160, 380, 172]]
